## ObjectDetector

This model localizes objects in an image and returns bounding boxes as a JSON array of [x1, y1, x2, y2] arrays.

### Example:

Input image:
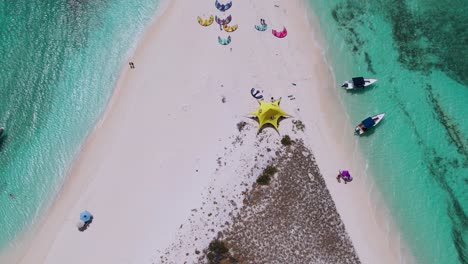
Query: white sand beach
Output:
[[15, 0, 408, 263]]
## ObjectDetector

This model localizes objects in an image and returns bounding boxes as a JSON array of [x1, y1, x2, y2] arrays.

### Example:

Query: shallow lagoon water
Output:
[[307, 0, 468, 263], [0, 0, 159, 254]]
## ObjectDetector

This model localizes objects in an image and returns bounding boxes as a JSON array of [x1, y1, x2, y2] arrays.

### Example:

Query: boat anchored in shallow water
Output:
[[341, 77, 378, 90], [0, 127, 4, 137], [355, 113, 385, 135]]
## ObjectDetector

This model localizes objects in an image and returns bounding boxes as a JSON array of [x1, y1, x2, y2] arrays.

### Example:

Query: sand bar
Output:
[[14, 0, 409, 263]]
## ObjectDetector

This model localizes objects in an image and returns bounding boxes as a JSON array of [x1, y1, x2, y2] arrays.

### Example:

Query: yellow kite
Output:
[[251, 100, 289, 131], [223, 24, 238, 32], [197, 15, 214, 27]]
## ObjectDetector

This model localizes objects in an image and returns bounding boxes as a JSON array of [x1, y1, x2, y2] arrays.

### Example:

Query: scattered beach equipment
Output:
[[197, 15, 214, 27], [341, 77, 378, 90], [215, 15, 232, 30], [354, 113, 385, 135], [215, 0, 232, 12], [218, 36, 231, 45], [250, 88, 264, 100], [223, 24, 238, 32], [337, 170, 353, 184], [272, 27, 287, 38], [251, 99, 289, 132]]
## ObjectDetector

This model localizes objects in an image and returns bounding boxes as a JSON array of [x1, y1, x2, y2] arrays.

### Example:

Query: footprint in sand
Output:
[[182, 105, 190, 112]]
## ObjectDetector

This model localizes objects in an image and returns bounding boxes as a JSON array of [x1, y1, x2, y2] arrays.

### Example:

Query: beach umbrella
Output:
[[80, 210, 92, 222], [76, 220, 85, 228]]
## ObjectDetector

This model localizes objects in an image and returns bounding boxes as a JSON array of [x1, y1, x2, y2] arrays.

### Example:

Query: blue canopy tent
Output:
[[80, 210, 92, 223], [362, 117, 375, 129]]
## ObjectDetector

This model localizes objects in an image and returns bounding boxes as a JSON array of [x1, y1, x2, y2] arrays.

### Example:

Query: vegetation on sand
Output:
[[237, 121, 247, 132], [292, 120, 305, 132], [281, 135, 293, 146], [256, 165, 278, 185], [206, 239, 236, 264]]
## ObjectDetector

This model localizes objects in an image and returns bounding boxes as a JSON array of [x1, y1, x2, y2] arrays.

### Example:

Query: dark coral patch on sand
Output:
[[222, 141, 360, 263]]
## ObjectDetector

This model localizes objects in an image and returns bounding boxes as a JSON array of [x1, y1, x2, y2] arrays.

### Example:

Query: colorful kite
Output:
[[255, 24, 267, 31], [197, 15, 214, 27], [223, 24, 238, 32], [272, 27, 287, 38], [218, 36, 232, 45], [250, 88, 263, 100], [215, 15, 232, 26], [215, 0, 232, 12], [255, 19, 267, 31]]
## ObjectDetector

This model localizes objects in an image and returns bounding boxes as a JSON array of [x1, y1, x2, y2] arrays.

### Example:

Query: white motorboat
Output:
[[355, 113, 385, 135], [341, 77, 378, 90]]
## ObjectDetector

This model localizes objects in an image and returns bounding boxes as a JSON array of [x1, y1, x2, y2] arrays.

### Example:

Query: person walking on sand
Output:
[[336, 173, 342, 183]]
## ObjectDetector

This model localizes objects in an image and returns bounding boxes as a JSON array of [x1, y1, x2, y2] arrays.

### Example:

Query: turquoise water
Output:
[[0, 1, 466, 263], [0, 0, 159, 256], [307, 0, 468, 263]]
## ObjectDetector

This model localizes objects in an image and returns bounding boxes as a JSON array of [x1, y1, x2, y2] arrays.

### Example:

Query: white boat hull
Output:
[[355, 113, 385, 135], [342, 78, 378, 90]]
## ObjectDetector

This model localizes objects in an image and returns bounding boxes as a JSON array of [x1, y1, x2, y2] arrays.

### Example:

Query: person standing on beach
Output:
[[336, 173, 342, 183]]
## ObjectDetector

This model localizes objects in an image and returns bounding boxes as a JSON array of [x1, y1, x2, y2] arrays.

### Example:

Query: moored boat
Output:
[[341, 77, 378, 90], [355, 113, 385, 135]]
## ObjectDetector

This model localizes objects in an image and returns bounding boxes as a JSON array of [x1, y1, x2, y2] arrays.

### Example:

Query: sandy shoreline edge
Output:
[[5, 0, 412, 263]]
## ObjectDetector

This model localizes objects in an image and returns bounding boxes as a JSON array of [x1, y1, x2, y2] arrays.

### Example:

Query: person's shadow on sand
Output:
[[78, 216, 94, 232]]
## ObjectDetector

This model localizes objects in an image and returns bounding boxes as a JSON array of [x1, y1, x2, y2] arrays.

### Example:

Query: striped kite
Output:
[[250, 88, 263, 100]]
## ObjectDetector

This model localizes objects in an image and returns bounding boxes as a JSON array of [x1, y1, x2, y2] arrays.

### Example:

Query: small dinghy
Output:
[[341, 77, 377, 90], [0, 127, 4, 137], [355, 113, 385, 135]]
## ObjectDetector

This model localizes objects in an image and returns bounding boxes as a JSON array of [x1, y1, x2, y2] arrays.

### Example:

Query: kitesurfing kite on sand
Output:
[[272, 27, 287, 38]]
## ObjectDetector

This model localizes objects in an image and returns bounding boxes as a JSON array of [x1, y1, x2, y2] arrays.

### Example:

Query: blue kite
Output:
[[215, 0, 232, 12]]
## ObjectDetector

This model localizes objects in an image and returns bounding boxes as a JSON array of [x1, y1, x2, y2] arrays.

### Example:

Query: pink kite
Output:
[[272, 27, 287, 38]]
